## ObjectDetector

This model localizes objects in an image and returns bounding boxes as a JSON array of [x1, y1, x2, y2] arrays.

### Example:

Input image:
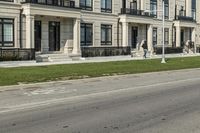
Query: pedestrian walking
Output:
[[142, 42, 148, 58]]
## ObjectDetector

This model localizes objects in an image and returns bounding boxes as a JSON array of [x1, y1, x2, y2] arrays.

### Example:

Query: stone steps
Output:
[[35, 53, 83, 62], [36, 54, 72, 62]]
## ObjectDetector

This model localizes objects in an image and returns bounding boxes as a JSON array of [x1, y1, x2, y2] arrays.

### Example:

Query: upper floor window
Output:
[[164, 0, 169, 19], [192, 0, 196, 19], [130, 0, 137, 10], [150, 0, 157, 17], [0, 18, 14, 47], [101, 0, 112, 13], [80, 0, 92, 11], [179, 6, 185, 16]]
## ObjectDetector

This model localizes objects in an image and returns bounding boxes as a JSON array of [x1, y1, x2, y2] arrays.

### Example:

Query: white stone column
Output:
[[122, 22, 129, 47], [192, 28, 196, 53], [147, 24, 153, 53], [176, 26, 181, 47], [26, 15, 34, 49], [72, 18, 81, 55]]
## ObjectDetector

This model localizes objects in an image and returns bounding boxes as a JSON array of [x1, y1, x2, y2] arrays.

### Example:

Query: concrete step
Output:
[[131, 50, 144, 57], [48, 54, 72, 62], [36, 54, 73, 62]]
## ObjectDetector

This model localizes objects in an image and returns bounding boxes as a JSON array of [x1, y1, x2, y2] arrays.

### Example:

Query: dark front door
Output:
[[181, 29, 184, 47], [34, 21, 41, 52], [132, 27, 138, 48], [49, 21, 60, 51]]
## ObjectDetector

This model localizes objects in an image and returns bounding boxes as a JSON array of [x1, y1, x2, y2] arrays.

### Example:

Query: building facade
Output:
[[0, 0, 199, 60]]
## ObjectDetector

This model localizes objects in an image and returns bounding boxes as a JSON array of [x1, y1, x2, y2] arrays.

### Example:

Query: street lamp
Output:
[[161, 0, 166, 63], [145, 0, 166, 63]]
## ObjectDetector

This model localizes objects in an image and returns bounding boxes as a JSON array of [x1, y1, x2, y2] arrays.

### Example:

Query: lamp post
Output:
[[161, 0, 166, 63], [145, 0, 166, 63]]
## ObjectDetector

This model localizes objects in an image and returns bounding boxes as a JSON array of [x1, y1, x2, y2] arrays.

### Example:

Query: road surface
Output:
[[0, 69, 200, 133]]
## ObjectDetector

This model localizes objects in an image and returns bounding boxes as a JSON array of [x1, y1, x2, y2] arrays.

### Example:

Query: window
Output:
[[150, 0, 157, 17], [80, 0, 92, 10], [0, 18, 14, 47], [153, 28, 157, 47], [192, 0, 196, 19], [101, 0, 112, 13], [164, 28, 169, 45], [130, 0, 137, 10], [101, 25, 112, 45], [164, 0, 169, 19], [179, 6, 185, 16], [81, 23, 93, 46]]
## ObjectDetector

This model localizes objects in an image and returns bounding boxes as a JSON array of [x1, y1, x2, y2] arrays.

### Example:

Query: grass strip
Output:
[[0, 56, 200, 86]]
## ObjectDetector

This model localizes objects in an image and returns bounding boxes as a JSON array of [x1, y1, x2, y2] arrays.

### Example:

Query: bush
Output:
[[154, 47, 183, 54]]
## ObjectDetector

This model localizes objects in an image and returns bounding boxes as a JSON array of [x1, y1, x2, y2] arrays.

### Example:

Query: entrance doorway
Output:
[[49, 21, 60, 51], [181, 29, 184, 47], [131, 27, 138, 48], [34, 21, 41, 52]]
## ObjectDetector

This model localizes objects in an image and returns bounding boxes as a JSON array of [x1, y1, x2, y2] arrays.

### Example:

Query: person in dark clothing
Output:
[[142, 42, 148, 58]]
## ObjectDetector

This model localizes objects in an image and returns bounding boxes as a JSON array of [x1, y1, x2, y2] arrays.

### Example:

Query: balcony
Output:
[[175, 10, 196, 22], [21, 0, 78, 9], [176, 15, 195, 22], [121, 8, 154, 17]]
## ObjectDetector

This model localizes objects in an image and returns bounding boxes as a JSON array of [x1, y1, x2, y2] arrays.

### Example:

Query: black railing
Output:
[[176, 15, 195, 21], [22, 0, 77, 8], [121, 8, 154, 17], [0, 0, 14, 2], [81, 46, 131, 57], [0, 48, 35, 61]]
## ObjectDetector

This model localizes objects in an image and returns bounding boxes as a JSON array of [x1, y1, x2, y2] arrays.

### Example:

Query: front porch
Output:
[[120, 16, 154, 57], [21, 2, 81, 59], [174, 21, 196, 53]]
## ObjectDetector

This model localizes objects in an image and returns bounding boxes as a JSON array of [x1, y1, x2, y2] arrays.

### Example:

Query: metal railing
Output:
[[0, 0, 14, 2], [121, 8, 154, 17], [21, 0, 77, 8], [175, 15, 195, 21]]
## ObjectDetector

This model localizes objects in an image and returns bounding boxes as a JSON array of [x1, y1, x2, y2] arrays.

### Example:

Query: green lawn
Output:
[[0, 56, 200, 86]]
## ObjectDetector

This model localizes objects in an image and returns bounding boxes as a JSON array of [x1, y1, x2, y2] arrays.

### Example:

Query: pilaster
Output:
[[72, 18, 81, 55], [176, 26, 181, 47], [25, 14, 35, 49]]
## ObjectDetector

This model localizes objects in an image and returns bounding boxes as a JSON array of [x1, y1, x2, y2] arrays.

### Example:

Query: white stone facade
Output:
[[0, 0, 200, 57]]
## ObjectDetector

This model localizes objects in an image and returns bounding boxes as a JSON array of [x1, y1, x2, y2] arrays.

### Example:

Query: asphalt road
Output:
[[0, 69, 200, 133]]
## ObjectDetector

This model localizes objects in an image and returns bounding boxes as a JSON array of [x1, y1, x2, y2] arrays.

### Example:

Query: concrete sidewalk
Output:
[[0, 53, 199, 68]]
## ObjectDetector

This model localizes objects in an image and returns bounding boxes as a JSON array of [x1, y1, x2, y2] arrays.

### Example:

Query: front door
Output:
[[181, 29, 184, 47], [49, 21, 60, 51], [132, 27, 138, 48], [34, 21, 41, 52]]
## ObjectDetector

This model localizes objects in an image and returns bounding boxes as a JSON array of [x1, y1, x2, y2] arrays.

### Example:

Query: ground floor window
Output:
[[164, 28, 169, 45], [101, 24, 112, 45], [81, 23, 93, 46], [153, 27, 157, 47], [0, 18, 14, 47]]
